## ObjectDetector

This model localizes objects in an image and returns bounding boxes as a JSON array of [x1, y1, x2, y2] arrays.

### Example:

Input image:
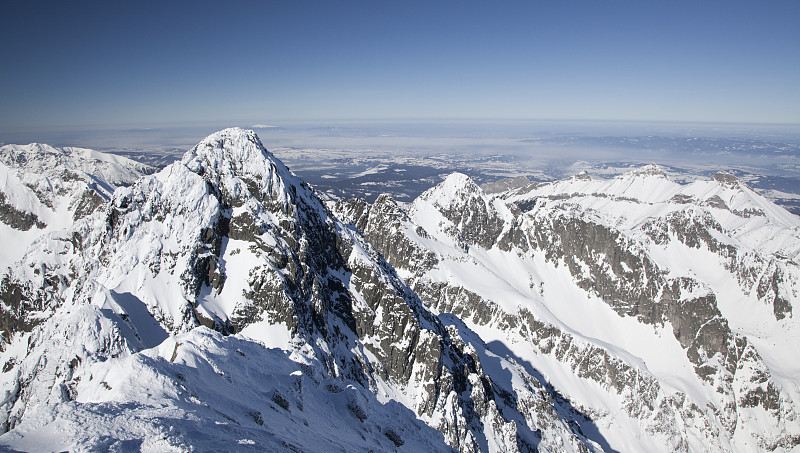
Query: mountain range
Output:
[[0, 128, 798, 452]]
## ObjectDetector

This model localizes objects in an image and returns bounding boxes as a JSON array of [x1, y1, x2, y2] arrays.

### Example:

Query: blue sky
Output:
[[1, 0, 798, 128]]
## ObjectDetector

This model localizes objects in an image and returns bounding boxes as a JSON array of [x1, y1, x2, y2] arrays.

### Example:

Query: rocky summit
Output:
[[0, 128, 799, 452]]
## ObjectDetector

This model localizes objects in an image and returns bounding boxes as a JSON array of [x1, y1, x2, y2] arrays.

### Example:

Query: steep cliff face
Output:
[[3, 129, 798, 452], [334, 167, 800, 452], [0, 129, 598, 452]]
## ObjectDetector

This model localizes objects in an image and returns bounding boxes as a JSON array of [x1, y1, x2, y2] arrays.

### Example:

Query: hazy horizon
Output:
[[2, 120, 799, 163]]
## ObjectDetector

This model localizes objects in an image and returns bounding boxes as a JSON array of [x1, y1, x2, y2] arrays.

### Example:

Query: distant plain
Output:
[[3, 120, 799, 212]]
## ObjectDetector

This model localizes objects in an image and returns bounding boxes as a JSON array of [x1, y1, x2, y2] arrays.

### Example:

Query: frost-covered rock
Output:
[[0, 143, 154, 269], [6, 128, 798, 452], [334, 167, 800, 452], [0, 129, 597, 452]]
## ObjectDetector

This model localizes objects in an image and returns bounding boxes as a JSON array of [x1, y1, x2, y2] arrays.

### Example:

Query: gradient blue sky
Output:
[[1, 0, 798, 128]]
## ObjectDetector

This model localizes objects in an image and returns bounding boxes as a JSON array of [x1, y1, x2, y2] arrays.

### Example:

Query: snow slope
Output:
[[334, 166, 800, 452], [3, 129, 798, 452], [0, 129, 600, 452], [0, 143, 154, 269]]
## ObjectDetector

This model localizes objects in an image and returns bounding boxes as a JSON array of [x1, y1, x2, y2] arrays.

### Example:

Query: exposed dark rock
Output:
[[71, 188, 106, 221], [0, 192, 45, 231], [335, 195, 439, 274], [384, 428, 405, 447], [711, 172, 741, 188]]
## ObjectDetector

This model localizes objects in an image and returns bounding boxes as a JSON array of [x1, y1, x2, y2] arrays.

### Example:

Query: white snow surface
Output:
[[359, 164, 800, 453], [505, 164, 800, 258], [0, 142, 153, 270], [3, 131, 800, 452], [0, 129, 596, 453], [0, 324, 453, 452]]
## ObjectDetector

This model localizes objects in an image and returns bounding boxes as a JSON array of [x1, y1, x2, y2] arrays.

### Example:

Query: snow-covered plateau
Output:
[[1, 128, 799, 452]]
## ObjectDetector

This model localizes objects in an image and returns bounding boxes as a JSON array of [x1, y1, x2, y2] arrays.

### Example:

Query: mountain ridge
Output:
[[0, 142, 154, 270], [0, 128, 602, 452], [334, 162, 800, 451], [0, 128, 798, 451]]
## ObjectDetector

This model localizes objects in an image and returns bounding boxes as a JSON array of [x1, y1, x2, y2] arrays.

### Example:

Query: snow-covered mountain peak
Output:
[[502, 163, 681, 208], [339, 156, 800, 452], [0, 143, 67, 168], [571, 170, 591, 180], [179, 127, 298, 208], [0, 143, 155, 269], [417, 171, 509, 215], [419, 172, 483, 205], [628, 163, 669, 178], [182, 127, 269, 175], [0, 142, 152, 191], [183, 128, 270, 178], [411, 172, 520, 251], [2, 132, 606, 452], [590, 164, 679, 203]]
